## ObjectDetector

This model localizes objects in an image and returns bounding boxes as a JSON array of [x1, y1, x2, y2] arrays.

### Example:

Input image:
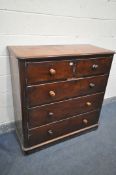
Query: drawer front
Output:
[[27, 75, 108, 107], [26, 60, 74, 84], [28, 92, 104, 128], [28, 110, 100, 146], [75, 57, 112, 77]]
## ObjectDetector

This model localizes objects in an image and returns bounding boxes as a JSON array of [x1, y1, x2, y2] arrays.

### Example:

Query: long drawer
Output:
[[28, 92, 104, 128], [27, 75, 108, 107], [28, 110, 100, 146]]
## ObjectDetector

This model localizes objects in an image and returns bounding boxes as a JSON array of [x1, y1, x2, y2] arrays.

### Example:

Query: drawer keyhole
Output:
[[69, 62, 74, 66]]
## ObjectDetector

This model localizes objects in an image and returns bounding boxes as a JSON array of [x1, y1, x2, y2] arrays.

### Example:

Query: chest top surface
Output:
[[8, 44, 114, 60]]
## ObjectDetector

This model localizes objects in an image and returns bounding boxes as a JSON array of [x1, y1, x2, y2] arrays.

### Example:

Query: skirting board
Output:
[[0, 122, 15, 135], [0, 96, 116, 135]]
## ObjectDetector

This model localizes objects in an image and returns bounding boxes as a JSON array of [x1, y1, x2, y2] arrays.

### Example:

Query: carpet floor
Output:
[[0, 100, 116, 175]]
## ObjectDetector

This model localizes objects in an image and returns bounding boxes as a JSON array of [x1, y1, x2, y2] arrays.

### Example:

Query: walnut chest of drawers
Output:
[[8, 44, 114, 153]]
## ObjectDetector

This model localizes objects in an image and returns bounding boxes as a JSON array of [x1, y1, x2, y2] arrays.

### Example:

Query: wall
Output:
[[0, 0, 116, 125]]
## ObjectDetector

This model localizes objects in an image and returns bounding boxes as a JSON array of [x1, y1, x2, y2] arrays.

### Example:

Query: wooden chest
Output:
[[8, 44, 114, 153]]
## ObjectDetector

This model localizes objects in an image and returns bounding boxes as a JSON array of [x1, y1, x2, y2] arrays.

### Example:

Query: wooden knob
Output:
[[49, 90, 55, 97], [89, 83, 95, 88], [48, 112, 54, 117], [86, 102, 92, 106], [48, 129, 53, 135], [83, 119, 88, 124], [92, 64, 98, 70], [49, 68, 56, 75]]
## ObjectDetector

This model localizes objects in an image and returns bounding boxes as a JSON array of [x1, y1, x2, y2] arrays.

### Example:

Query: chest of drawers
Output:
[[8, 44, 114, 153]]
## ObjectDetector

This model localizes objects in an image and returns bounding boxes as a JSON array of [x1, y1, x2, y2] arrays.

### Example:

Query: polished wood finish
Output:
[[8, 44, 114, 153], [26, 60, 73, 84], [27, 75, 108, 107], [28, 110, 100, 146], [28, 93, 104, 128], [75, 57, 112, 77], [8, 44, 114, 59]]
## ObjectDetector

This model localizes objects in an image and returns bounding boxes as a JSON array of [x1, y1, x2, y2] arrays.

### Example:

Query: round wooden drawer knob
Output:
[[89, 83, 95, 88], [48, 112, 54, 117], [49, 90, 56, 97], [48, 129, 53, 135], [83, 119, 88, 124], [86, 102, 92, 106], [49, 68, 56, 75], [92, 64, 99, 70]]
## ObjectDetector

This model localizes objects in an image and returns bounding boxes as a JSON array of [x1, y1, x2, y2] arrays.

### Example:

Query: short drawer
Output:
[[27, 75, 108, 107], [75, 57, 112, 77], [28, 92, 104, 128], [28, 110, 100, 146], [26, 60, 74, 85]]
